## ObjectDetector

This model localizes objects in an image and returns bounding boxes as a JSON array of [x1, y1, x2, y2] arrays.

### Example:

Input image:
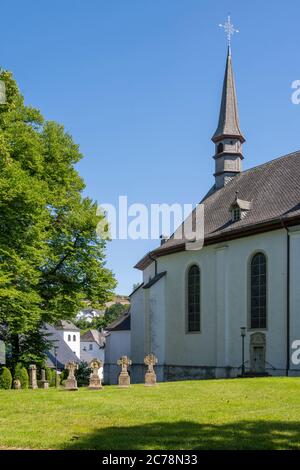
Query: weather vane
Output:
[[219, 15, 239, 47]]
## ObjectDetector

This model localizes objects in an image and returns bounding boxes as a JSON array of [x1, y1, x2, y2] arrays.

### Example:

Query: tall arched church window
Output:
[[250, 253, 267, 329], [187, 265, 200, 332]]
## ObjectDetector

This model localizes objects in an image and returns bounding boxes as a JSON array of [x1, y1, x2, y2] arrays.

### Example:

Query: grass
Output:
[[1, 377, 300, 450]]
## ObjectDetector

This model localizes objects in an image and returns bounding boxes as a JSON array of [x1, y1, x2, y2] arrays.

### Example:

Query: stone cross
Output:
[[117, 356, 132, 388], [144, 353, 158, 386], [64, 361, 78, 391], [29, 364, 38, 389], [88, 359, 103, 390], [40, 368, 49, 389]]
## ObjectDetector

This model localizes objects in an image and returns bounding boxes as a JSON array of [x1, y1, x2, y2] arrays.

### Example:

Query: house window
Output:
[[250, 253, 267, 329], [187, 265, 200, 332], [73, 335, 76, 341], [68, 334, 71, 341], [89, 344, 93, 351], [232, 207, 241, 222]]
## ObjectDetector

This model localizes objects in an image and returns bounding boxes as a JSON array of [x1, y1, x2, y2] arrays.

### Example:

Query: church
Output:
[[129, 44, 300, 383]]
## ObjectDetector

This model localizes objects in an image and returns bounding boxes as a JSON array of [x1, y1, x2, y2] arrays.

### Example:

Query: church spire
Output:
[[212, 46, 244, 143], [212, 17, 245, 189]]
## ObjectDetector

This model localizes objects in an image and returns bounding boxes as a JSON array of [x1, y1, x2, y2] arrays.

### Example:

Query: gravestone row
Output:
[[64, 353, 158, 391]]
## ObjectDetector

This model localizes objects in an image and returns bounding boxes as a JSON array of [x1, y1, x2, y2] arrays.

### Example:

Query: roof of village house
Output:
[[80, 329, 106, 348], [106, 312, 131, 332], [54, 320, 80, 332], [135, 151, 300, 270]]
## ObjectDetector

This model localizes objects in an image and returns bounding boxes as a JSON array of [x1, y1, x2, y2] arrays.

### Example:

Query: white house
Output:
[[104, 312, 131, 384], [80, 329, 106, 363], [130, 46, 300, 383], [55, 320, 81, 359]]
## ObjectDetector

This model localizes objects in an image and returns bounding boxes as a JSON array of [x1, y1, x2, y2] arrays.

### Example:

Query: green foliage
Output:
[[0, 70, 116, 365], [60, 369, 68, 384], [0, 367, 12, 389], [45, 367, 56, 387], [14, 363, 29, 389], [75, 362, 92, 387]]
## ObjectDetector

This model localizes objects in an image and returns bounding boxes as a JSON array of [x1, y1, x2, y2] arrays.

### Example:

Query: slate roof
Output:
[[135, 151, 300, 270], [81, 329, 106, 348], [106, 312, 131, 331], [55, 320, 80, 332], [212, 47, 245, 143], [44, 324, 80, 370]]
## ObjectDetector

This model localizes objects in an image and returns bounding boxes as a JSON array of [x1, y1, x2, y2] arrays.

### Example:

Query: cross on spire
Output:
[[219, 15, 239, 48]]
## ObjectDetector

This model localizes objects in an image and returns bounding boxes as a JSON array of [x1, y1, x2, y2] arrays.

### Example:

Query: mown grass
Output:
[[1, 377, 300, 450]]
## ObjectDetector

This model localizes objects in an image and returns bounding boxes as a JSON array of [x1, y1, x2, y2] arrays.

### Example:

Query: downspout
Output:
[[148, 252, 158, 277], [286, 227, 290, 376], [282, 221, 290, 376]]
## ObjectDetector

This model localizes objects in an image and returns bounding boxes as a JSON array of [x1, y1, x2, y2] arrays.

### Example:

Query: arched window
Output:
[[73, 335, 76, 341], [187, 265, 200, 332], [68, 334, 71, 341], [250, 253, 267, 329]]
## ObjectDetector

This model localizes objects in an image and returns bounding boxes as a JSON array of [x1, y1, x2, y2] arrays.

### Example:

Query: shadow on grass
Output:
[[65, 420, 300, 450]]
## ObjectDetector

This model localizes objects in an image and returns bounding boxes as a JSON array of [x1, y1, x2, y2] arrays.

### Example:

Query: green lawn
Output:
[[1, 377, 300, 450]]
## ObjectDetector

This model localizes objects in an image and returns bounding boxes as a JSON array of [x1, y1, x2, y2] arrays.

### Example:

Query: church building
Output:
[[129, 45, 300, 382]]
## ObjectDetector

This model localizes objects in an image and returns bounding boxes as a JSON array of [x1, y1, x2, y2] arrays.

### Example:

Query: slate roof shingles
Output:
[[136, 151, 300, 269]]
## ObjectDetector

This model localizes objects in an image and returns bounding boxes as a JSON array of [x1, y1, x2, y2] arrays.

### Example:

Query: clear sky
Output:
[[2, 0, 300, 294]]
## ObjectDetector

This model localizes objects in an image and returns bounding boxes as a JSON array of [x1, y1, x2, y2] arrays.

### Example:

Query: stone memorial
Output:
[[13, 379, 21, 390], [88, 359, 103, 390], [144, 353, 158, 386], [40, 369, 49, 389], [65, 361, 78, 391], [29, 364, 38, 389], [117, 356, 132, 388]]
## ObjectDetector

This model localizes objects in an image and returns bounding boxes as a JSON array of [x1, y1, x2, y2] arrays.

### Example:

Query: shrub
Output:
[[45, 368, 56, 387], [0, 367, 12, 389], [14, 363, 29, 389], [75, 362, 91, 387]]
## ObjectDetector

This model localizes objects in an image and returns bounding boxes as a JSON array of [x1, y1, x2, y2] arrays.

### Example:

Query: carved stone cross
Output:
[[117, 356, 132, 373], [88, 358, 103, 390], [144, 353, 158, 386], [65, 361, 78, 391], [117, 356, 132, 387]]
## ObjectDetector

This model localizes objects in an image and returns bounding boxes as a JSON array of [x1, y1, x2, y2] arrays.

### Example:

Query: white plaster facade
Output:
[[130, 227, 300, 382], [57, 330, 81, 359], [104, 331, 131, 384], [80, 341, 105, 363]]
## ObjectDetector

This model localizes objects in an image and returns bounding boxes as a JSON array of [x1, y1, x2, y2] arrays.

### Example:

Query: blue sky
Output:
[[1, 0, 300, 294]]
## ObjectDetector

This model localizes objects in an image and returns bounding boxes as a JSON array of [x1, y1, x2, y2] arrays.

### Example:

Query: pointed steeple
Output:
[[212, 46, 244, 143], [212, 47, 245, 189]]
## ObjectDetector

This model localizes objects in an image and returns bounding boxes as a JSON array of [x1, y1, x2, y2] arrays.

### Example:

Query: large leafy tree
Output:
[[0, 71, 116, 364]]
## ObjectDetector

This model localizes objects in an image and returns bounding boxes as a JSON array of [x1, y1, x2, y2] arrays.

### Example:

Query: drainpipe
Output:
[[148, 252, 158, 277], [282, 221, 290, 376], [286, 227, 291, 376]]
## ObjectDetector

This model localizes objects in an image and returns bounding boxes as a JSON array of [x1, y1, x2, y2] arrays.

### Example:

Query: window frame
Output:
[[186, 264, 201, 334], [248, 252, 268, 331]]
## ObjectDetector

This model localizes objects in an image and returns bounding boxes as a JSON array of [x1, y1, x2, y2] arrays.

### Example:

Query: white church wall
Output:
[[143, 263, 156, 284], [146, 276, 166, 381], [289, 226, 300, 375], [156, 228, 288, 378], [130, 285, 146, 382], [104, 330, 131, 384]]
